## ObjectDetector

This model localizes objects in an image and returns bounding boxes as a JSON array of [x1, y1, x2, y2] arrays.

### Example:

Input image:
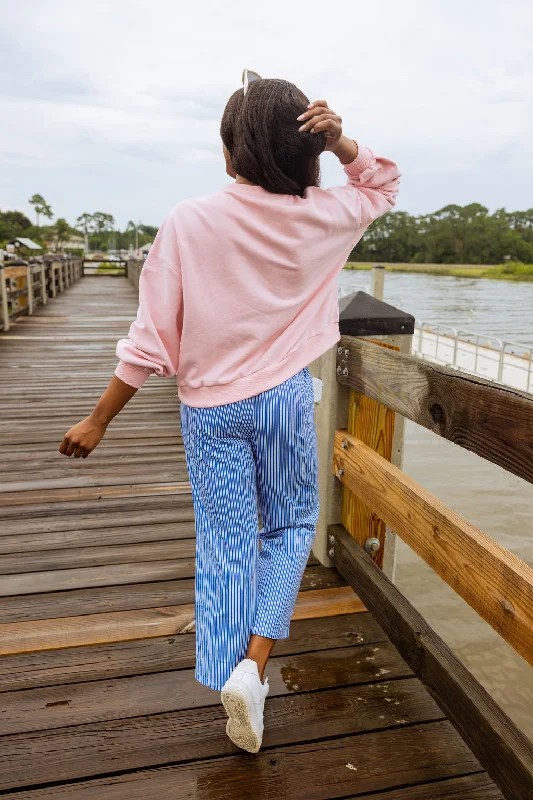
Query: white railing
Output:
[[414, 322, 533, 393]]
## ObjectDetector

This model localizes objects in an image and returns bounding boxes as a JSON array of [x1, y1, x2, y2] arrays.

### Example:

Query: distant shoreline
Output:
[[344, 262, 533, 282]]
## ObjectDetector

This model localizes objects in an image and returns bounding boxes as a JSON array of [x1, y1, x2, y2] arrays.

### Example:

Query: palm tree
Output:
[[29, 194, 53, 228], [53, 218, 71, 253], [76, 213, 94, 254]]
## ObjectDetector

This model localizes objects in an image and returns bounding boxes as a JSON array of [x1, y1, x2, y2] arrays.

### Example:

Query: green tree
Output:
[[29, 194, 53, 228], [53, 218, 71, 252]]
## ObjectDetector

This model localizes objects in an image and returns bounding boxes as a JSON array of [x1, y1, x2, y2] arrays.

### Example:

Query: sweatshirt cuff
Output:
[[343, 143, 375, 178], [115, 360, 153, 389]]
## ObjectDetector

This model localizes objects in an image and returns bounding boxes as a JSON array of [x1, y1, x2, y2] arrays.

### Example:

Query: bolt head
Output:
[[341, 439, 348, 449], [328, 534, 335, 544], [328, 548, 335, 558], [364, 537, 381, 554], [337, 345, 343, 355], [342, 367, 349, 376], [336, 365, 342, 374], [344, 348, 349, 357]]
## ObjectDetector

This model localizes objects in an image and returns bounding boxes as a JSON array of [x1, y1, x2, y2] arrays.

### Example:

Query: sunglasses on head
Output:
[[242, 69, 262, 96]]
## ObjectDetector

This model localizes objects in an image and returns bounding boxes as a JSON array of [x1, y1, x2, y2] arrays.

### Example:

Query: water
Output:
[[339, 268, 533, 738]]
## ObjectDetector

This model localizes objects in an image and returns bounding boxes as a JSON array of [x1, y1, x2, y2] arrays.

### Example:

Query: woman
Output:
[[59, 72, 400, 754]]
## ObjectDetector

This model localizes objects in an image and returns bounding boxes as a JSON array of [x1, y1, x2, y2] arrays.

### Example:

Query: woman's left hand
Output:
[[59, 415, 107, 458]]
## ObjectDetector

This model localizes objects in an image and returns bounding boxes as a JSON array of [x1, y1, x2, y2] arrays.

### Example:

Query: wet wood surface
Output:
[[0, 277, 500, 798]]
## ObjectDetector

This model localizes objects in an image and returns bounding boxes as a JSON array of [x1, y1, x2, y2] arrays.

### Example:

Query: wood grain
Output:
[[0, 722, 480, 800], [337, 335, 533, 484], [0, 679, 441, 790], [333, 430, 533, 668], [331, 524, 533, 800], [0, 587, 364, 655]]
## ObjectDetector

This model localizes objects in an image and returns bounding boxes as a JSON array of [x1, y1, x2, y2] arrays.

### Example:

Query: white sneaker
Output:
[[221, 658, 270, 753]]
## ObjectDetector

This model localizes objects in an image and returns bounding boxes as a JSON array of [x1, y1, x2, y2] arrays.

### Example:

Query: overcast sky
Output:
[[2, 0, 532, 229]]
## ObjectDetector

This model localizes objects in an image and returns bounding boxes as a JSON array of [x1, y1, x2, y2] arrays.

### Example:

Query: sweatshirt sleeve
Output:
[[327, 142, 401, 232], [114, 213, 183, 389]]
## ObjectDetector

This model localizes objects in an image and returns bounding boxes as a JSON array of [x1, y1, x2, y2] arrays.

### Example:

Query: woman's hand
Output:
[[297, 101, 358, 164], [59, 415, 108, 458]]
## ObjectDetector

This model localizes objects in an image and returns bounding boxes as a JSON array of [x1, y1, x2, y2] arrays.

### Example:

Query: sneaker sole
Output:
[[221, 685, 261, 754]]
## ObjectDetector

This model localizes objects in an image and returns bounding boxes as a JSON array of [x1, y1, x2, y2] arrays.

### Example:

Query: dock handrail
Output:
[[0, 256, 83, 332], [327, 323, 533, 800]]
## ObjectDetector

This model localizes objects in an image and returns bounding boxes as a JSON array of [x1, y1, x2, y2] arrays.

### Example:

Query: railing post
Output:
[[312, 291, 414, 578], [40, 263, 47, 304], [308, 345, 350, 567], [370, 265, 385, 301], [0, 266, 9, 331], [26, 265, 34, 315]]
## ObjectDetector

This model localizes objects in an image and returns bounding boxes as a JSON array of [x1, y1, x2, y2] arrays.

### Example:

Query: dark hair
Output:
[[220, 79, 327, 197]]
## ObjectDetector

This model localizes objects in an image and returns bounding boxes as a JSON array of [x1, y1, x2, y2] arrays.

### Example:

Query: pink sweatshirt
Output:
[[115, 144, 400, 407]]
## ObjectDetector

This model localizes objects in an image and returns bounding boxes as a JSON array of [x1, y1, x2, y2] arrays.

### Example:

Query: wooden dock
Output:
[[0, 273, 521, 798]]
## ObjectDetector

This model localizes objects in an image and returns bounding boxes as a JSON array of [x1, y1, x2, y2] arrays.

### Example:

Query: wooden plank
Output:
[[342, 385, 395, 566], [0, 722, 480, 800], [331, 524, 533, 800], [0, 566, 343, 624], [0, 521, 195, 554], [0, 612, 387, 691], [0, 678, 442, 790], [350, 774, 503, 799], [333, 430, 533, 668], [0, 586, 364, 655], [0, 539, 194, 573], [0, 480, 191, 507], [0, 643, 410, 735], [337, 335, 533, 485], [0, 559, 195, 596]]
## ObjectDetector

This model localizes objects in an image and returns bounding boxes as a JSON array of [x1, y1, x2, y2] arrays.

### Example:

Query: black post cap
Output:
[[339, 291, 415, 337]]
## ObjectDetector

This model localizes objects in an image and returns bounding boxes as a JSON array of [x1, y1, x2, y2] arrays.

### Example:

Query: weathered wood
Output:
[[333, 430, 533, 668], [0, 613, 388, 691], [331, 524, 533, 800], [0, 679, 442, 790], [0, 586, 364, 655], [342, 347, 396, 566], [0, 722, 480, 800], [0, 643, 411, 735], [0, 566, 345, 624], [337, 335, 533, 484], [349, 774, 503, 799], [0, 539, 194, 573]]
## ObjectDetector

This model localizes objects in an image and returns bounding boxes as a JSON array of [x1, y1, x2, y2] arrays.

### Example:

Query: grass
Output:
[[343, 261, 533, 281]]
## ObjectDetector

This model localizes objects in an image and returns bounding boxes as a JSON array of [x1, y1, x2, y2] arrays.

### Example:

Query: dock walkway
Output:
[[0, 276, 501, 798]]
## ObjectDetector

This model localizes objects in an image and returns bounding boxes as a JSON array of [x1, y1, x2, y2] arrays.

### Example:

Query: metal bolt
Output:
[[337, 345, 343, 355], [328, 534, 335, 544], [344, 348, 349, 357], [336, 365, 342, 374], [342, 367, 349, 376], [341, 439, 348, 449], [328, 548, 335, 558], [336, 467, 345, 478], [364, 537, 381, 554]]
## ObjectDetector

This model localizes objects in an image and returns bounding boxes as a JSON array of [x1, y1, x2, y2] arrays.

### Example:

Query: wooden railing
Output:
[[0, 256, 83, 332], [327, 332, 533, 800]]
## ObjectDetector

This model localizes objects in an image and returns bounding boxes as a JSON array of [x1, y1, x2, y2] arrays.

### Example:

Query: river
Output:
[[338, 269, 533, 738]]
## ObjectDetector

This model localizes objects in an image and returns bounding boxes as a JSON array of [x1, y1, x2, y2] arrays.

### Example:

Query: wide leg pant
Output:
[[180, 367, 320, 691]]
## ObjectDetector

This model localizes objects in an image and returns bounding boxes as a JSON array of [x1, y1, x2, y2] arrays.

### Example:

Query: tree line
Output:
[[3, 196, 533, 265], [0, 194, 156, 253], [350, 203, 533, 265]]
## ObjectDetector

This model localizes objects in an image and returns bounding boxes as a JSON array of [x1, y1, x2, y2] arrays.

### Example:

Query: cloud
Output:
[[1, 0, 533, 226]]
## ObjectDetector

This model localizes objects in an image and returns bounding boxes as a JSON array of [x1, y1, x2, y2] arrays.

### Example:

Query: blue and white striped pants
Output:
[[180, 367, 320, 690]]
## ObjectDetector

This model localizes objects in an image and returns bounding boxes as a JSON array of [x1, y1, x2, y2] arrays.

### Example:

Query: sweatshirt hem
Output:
[[177, 323, 340, 408]]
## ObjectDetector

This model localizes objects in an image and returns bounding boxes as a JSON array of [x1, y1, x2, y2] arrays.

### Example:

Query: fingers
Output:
[[298, 113, 341, 133], [59, 437, 90, 458], [310, 118, 342, 136]]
